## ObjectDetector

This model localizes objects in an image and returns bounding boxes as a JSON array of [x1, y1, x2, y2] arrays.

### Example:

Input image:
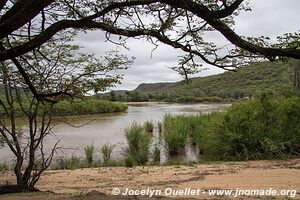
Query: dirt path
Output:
[[0, 159, 299, 199]]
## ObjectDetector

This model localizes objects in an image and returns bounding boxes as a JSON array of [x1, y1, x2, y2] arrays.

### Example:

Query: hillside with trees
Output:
[[129, 61, 294, 102]]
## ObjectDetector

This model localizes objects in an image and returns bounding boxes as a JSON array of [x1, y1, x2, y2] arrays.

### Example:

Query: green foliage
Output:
[[99, 143, 115, 167], [0, 98, 127, 117], [163, 112, 225, 159], [84, 144, 95, 164], [0, 162, 9, 171], [124, 155, 135, 168], [175, 96, 222, 103], [125, 122, 151, 165], [52, 156, 82, 170], [144, 120, 154, 133], [53, 99, 127, 116], [51, 156, 103, 170], [220, 94, 300, 160], [163, 95, 300, 161], [163, 114, 188, 156], [133, 61, 294, 101]]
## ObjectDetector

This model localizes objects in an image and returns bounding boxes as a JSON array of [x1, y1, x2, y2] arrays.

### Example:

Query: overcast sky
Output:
[[75, 0, 300, 91]]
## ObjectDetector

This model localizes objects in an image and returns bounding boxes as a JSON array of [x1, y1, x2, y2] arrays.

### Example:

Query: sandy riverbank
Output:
[[0, 159, 299, 200]]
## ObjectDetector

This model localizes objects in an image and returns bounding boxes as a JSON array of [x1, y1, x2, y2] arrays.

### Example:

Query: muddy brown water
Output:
[[0, 103, 230, 163]]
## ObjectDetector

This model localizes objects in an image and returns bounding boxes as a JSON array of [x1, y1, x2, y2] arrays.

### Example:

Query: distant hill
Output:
[[133, 61, 294, 100]]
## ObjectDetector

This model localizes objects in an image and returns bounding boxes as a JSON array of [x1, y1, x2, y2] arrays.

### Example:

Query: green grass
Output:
[[99, 143, 115, 167], [163, 114, 188, 156], [162, 93, 300, 161], [133, 60, 294, 101], [219, 93, 300, 160], [144, 120, 154, 133], [124, 122, 151, 165], [0, 162, 9, 171], [175, 96, 222, 103], [84, 144, 95, 165], [53, 99, 128, 116], [0, 98, 128, 117]]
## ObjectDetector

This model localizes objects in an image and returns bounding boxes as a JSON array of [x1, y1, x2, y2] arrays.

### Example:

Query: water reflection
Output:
[[0, 103, 230, 162]]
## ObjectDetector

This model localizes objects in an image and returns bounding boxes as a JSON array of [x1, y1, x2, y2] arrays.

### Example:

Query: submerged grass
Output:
[[84, 144, 95, 165], [124, 121, 151, 165], [99, 143, 115, 166], [162, 94, 300, 161], [163, 114, 188, 156], [143, 120, 154, 133]]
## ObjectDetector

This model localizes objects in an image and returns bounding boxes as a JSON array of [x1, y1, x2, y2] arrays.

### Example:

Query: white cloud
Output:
[[75, 0, 300, 91]]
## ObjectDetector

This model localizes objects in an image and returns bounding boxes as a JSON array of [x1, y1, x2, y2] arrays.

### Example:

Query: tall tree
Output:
[[0, 35, 133, 190], [0, 0, 299, 99]]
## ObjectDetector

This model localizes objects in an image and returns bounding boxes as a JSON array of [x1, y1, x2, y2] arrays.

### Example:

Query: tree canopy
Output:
[[0, 0, 299, 98]]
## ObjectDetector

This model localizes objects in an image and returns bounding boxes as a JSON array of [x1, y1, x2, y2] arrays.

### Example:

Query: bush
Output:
[[163, 114, 188, 156], [175, 96, 222, 103], [84, 144, 95, 164], [162, 112, 225, 159], [125, 122, 151, 165], [53, 99, 128, 116], [99, 143, 115, 166], [219, 94, 300, 160], [144, 120, 154, 133], [124, 155, 135, 168], [53, 156, 82, 170]]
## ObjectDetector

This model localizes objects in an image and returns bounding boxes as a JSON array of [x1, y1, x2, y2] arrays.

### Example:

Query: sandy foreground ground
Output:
[[0, 159, 299, 200]]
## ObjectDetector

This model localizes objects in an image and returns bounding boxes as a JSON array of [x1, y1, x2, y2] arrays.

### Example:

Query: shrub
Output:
[[144, 120, 154, 133], [84, 144, 95, 164], [125, 122, 151, 165], [52, 99, 127, 116], [124, 155, 135, 168], [175, 96, 222, 103], [162, 112, 225, 160], [163, 114, 188, 156], [99, 143, 115, 166], [53, 156, 82, 170], [219, 94, 300, 160]]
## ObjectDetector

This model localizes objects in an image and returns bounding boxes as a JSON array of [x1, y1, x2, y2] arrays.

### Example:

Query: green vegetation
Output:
[[220, 93, 300, 160], [51, 156, 103, 170], [53, 99, 127, 116], [0, 98, 127, 117], [99, 143, 115, 167], [0, 162, 9, 171], [162, 93, 300, 161], [124, 122, 151, 165], [124, 155, 135, 168], [163, 114, 188, 156], [175, 96, 222, 103], [84, 144, 95, 165], [100, 61, 294, 102], [144, 120, 154, 133]]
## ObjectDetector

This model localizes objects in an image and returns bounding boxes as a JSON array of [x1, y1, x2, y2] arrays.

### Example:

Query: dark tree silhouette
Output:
[[0, 0, 299, 99]]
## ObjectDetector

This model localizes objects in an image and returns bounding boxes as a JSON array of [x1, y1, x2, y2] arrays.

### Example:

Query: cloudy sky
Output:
[[75, 0, 300, 91]]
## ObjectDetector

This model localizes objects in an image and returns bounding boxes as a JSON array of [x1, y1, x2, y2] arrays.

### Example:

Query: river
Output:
[[0, 103, 230, 162]]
